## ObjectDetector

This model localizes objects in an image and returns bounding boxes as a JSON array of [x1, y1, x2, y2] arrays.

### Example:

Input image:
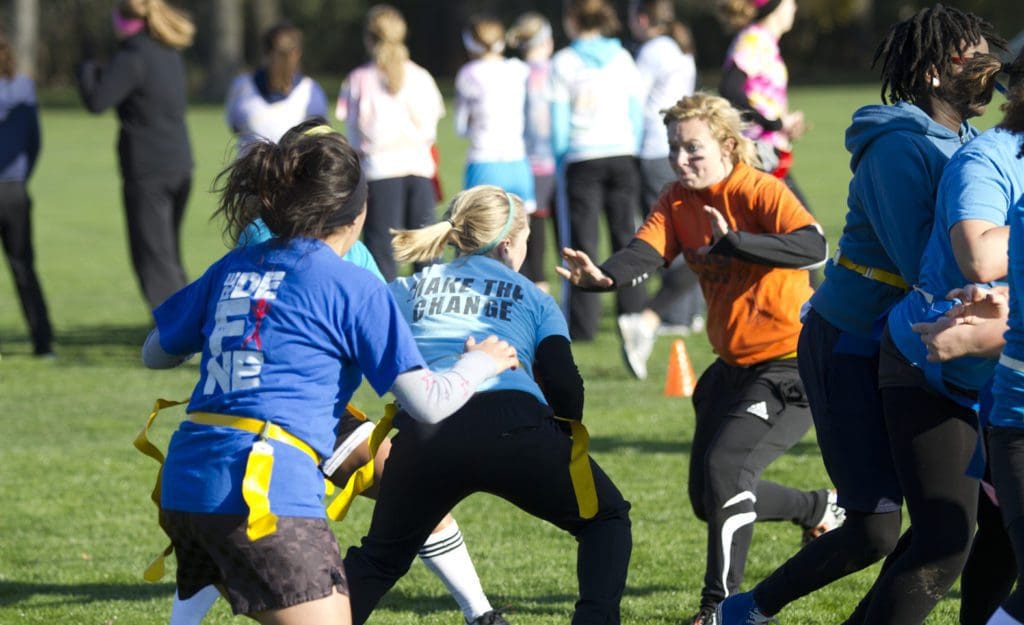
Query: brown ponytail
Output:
[[565, 0, 621, 37], [120, 0, 195, 49], [0, 32, 14, 79], [263, 23, 303, 97]]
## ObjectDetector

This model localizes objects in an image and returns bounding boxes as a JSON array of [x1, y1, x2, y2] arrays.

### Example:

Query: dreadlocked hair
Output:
[[999, 51, 1024, 157], [872, 4, 1004, 105]]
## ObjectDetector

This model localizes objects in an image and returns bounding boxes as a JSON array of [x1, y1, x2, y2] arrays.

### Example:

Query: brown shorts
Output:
[[161, 510, 348, 615]]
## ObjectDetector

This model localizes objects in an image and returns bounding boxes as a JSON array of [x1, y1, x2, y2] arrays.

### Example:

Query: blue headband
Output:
[[474, 193, 517, 255]]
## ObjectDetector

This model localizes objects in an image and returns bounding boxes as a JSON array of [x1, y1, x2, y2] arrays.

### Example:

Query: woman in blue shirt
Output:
[[343, 185, 632, 625], [143, 122, 517, 624], [718, 7, 1004, 625]]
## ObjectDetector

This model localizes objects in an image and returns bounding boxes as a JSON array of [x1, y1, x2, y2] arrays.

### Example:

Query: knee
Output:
[[847, 511, 901, 565]]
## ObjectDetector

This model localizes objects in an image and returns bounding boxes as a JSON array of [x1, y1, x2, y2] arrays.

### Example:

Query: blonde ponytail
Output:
[[366, 5, 409, 94], [392, 186, 527, 263], [121, 0, 194, 49]]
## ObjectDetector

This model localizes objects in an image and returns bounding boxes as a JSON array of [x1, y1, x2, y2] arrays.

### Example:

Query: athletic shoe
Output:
[[467, 610, 511, 625], [716, 592, 779, 625], [803, 489, 846, 544], [657, 314, 707, 337], [617, 313, 657, 380], [691, 605, 717, 625]]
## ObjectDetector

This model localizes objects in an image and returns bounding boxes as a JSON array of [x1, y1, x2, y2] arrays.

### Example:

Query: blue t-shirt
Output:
[[238, 217, 386, 283], [389, 255, 568, 403], [992, 197, 1024, 429], [888, 128, 1022, 393], [156, 238, 425, 516], [811, 102, 977, 338]]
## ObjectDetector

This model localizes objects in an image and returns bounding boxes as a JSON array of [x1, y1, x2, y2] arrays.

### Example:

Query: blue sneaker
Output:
[[716, 592, 779, 625]]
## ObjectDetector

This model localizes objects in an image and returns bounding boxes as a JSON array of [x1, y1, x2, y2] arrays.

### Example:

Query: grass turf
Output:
[[0, 84, 1005, 624]]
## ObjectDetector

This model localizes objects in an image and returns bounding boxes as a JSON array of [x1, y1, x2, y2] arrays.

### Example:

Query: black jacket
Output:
[[77, 33, 193, 179]]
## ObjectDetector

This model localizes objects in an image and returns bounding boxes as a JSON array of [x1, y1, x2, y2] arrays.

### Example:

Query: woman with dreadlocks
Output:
[[717, 6, 1004, 625]]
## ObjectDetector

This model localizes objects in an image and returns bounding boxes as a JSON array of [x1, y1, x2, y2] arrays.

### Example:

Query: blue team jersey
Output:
[[992, 196, 1024, 429], [389, 255, 568, 405], [156, 237, 425, 516], [888, 128, 1022, 393], [811, 102, 977, 338], [238, 217, 386, 283]]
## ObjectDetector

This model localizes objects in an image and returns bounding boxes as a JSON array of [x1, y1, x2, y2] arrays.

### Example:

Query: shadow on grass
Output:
[[379, 582, 679, 619], [588, 436, 822, 458], [1, 323, 152, 365], [0, 580, 174, 607]]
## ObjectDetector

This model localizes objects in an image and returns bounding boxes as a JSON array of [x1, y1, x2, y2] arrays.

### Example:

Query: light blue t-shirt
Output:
[[238, 217, 385, 283], [992, 197, 1024, 429], [156, 238, 425, 516], [389, 255, 568, 403], [888, 128, 1022, 393], [810, 102, 977, 338]]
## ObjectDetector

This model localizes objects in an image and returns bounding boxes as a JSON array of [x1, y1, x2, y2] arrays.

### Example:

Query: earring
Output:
[[931, 76, 941, 88]]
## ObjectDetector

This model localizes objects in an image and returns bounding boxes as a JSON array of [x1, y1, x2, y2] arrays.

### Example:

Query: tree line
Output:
[[4, 0, 1023, 99]]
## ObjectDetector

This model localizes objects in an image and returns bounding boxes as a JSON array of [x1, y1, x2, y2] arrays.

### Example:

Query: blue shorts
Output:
[[798, 308, 903, 514], [464, 159, 536, 212]]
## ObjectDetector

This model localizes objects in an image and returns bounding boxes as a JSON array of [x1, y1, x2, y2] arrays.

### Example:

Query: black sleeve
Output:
[[533, 335, 584, 422], [595, 238, 667, 292], [76, 50, 143, 114], [709, 224, 827, 268], [719, 63, 784, 133]]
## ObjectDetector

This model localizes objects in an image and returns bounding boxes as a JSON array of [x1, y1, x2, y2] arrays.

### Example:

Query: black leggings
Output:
[[848, 382, 979, 625], [988, 427, 1024, 622], [344, 391, 632, 625]]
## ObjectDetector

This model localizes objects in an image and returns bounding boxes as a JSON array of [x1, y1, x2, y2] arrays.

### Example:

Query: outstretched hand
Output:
[[465, 335, 518, 374], [910, 285, 1009, 362], [555, 248, 614, 289]]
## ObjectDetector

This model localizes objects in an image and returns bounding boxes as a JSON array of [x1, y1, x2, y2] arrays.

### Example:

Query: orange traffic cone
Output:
[[664, 338, 697, 397]]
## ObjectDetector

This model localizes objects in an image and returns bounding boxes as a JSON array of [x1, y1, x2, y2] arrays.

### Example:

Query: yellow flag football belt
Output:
[[134, 398, 389, 582], [833, 249, 909, 291]]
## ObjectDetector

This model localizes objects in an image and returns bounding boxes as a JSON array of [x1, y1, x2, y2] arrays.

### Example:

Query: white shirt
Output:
[[454, 57, 530, 163], [225, 74, 326, 153], [338, 61, 445, 181], [635, 36, 696, 160]]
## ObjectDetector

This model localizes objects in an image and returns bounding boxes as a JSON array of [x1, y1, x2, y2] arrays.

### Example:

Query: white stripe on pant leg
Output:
[[720, 490, 758, 599]]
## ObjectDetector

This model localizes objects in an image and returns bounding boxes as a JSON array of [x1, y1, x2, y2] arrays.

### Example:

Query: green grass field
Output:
[[0, 85, 1006, 624]]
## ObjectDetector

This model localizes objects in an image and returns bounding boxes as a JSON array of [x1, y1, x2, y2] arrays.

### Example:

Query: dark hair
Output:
[[565, 0, 620, 37], [263, 22, 302, 97], [997, 51, 1024, 157], [632, 0, 695, 54], [213, 118, 363, 244], [0, 31, 13, 79], [872, 4, 1004, 106]]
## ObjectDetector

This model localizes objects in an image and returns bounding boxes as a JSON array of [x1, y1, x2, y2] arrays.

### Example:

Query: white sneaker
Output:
[[617, 313, 657, 380], [803, 489, 846, 543]]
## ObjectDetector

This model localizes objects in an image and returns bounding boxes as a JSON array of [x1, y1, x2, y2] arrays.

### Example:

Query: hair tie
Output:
[[475, 193, 517, 255], [303, 124, 337, 137], [446, 217, 456, 228]]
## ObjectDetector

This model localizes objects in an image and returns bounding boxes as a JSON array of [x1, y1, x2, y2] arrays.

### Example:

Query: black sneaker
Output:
[[691, 605, 717, 625], [468, 610, 511, 625]]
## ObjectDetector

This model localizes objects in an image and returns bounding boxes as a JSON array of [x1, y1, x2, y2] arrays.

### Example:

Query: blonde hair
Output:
[[714, 0, 757, 32], [465, 16, 506, 57], [565, 0, 621, 37], [506, 12, 552, 53], [120, 0, 195, 49], [366, 4, 409, 94], [661, 92, 757, 166], [392, 186, 527, 263]]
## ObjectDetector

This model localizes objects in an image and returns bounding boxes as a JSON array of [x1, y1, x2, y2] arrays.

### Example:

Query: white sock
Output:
[[417, 520, 492, 621], [988, 607, 1024, 625], [170, 585, 220, 625]]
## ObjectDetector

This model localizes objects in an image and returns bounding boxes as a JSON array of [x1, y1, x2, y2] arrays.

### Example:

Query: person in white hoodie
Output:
[[551, 0, 646, 348]]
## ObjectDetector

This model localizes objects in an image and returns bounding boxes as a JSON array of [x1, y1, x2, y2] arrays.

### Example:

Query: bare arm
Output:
[[950, 219, 1009, 283]]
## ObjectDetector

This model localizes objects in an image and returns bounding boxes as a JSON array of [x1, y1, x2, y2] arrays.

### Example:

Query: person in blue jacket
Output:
[[0, 31, 52, 357], [343, 185, 633, 625], [142, 122, 517, 624], [718, 6, 1003, 625]]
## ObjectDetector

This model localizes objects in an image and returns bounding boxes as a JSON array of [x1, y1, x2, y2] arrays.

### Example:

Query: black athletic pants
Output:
[[122, 171, 190, 309], [563, 156, 645, 340], [636, 157, 704, 327], [521, 173, 557, 284], [846, 335, 980, 625], [344, 391, 632, 625], [689, 357, 822, 609], [0, 180, 53, 354], [363, 175, 436, 282], [988, 427, 1024, 622]]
